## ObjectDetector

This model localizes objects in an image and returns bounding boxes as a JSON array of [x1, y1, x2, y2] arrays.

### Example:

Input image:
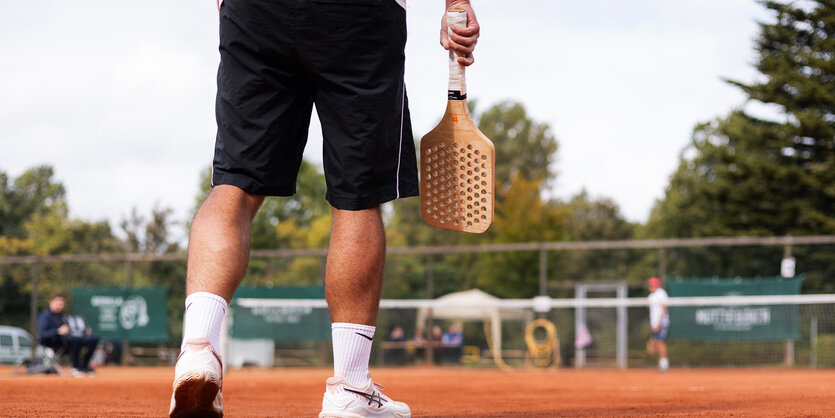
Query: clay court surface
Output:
[[2, 366, 834, 417]]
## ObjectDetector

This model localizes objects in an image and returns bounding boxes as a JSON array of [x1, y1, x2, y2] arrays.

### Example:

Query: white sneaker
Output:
[[169, 338, 223, 418], [319, 376, 411, 418]]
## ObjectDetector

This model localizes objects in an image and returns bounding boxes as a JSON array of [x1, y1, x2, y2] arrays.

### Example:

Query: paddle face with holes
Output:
[[420, 100, 494, 233], [420, 10, 494, 233]]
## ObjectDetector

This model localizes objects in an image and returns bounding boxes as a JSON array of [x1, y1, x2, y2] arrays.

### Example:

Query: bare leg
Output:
[[657, 340, 668, 360], [320, 206, 409, 415], [170, 186, 263, 417], [186, 185, 264, 301], [324, 206, 385, 325]]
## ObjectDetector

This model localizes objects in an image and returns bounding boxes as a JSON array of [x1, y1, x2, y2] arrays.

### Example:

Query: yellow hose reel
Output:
[[525, 318, 561, 369]]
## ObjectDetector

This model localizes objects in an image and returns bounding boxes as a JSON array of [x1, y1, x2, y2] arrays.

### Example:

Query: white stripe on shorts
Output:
[[395, 81, 405, 198]]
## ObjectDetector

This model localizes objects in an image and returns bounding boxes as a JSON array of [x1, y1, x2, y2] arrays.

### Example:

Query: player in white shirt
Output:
[[647, 277, 670, 371]]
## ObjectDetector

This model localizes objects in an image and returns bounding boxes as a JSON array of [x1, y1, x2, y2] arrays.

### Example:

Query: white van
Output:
[[0, 326, 36, 364]]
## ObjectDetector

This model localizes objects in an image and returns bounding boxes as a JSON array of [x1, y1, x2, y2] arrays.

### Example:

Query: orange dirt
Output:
[[2, 366, 834, 417]]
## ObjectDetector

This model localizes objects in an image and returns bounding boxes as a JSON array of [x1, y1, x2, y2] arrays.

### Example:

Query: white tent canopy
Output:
[[416, 289, 530, 369]]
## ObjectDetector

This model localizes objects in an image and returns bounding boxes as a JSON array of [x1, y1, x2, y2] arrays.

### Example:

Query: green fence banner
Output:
[[71, 287, 169, 342], [230, 285, 331, 341], [667, 277, 803, 341]]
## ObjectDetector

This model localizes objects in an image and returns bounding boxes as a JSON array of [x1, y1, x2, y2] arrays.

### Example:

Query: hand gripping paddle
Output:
[[420, 10, 495, 234]]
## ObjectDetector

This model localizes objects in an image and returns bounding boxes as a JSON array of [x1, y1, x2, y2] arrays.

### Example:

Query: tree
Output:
[[644, 0, 835, 286], [727, 0, 835, 232], [563, 191, 635, 242], [729, 1, 835, 168], [477, 101, 558, 193], [0, 166, 122, 328], [473, 175, 566, 298], [252, 160, 331, 250], [557, 190, 638, 283], [121, 205, 180, 255], [0, 165, 66, 238]]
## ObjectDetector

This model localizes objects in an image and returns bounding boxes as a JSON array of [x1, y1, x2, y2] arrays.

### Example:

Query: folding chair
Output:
[[14, 344, 67, 375]]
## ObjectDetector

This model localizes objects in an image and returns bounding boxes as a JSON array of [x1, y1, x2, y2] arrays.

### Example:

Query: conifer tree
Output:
[[645, 1, 834, 285]]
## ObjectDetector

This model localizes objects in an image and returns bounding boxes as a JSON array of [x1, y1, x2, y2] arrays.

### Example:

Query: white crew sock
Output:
[[331, 322, 375, 387], [182, 292, 227, 354], [659, 357, 669, 370]]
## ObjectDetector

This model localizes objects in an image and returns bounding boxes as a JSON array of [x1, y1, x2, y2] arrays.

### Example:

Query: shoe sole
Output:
[[319, 410, 410, 418], [170, 371, 222, 418]]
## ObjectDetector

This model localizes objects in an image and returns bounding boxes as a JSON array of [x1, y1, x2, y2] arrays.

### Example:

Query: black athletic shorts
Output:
[[212, 0, 418, 210]]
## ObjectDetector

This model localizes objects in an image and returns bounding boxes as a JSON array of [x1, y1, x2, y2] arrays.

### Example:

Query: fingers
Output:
[[451, 19, 480, 39], [439, 24, 450, 50], [448, 25, 478, 64], [457, 53, 475, 66], [439, 4, 481, 67]]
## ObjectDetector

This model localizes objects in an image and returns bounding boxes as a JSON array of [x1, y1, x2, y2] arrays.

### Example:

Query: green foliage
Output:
[[817, 334, 835, 367], [0, 166, 125, 329], [730, 0, 835, 156], [118, 204, 185, 339], [477, 101, 558, 193], [646, 112, 821, 238], [120, 205, 180, 255], [0, 274, 28, 328], [252, 160, 330, 250], [473, 175, 565, 297], [563, 191, 635, 242], [0, 165, 66, 238], [557, 191, 639, 283]]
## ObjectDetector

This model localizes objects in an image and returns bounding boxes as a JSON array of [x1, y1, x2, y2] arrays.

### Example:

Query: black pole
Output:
[[426, 255, 434, 366], [122, 261, 132, 365], [539, 247, 547, 296], [29, 262, 40, 360]]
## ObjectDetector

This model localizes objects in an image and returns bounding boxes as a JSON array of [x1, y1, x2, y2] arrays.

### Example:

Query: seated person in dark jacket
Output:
[[38, 293, 100, 374]]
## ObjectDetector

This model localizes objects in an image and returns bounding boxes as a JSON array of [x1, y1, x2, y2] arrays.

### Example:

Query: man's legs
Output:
[[325, 206, 385, 388], [170, 185, 263, 418], [66, 336, 82, 370], [43, 335, 70, 358], [326, 206, 385, 325], [79, 335, 100, 371], [187, 185, 264, 300], [180, 184, 263, 346], [320, 206, 411, 417], [656, 340, 669, 370]]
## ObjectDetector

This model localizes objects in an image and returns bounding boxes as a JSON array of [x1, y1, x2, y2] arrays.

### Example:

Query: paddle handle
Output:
[[447, 10, 467, 100]]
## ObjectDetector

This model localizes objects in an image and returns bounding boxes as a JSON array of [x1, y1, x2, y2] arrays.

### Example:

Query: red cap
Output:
[[648, 277, 661, 286]]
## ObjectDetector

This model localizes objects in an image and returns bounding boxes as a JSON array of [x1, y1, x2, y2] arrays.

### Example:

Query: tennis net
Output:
[[222, 293, 835, 369]]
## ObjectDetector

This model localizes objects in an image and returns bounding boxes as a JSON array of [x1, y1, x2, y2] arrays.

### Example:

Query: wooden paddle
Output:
[[420, 10, 495, 234]]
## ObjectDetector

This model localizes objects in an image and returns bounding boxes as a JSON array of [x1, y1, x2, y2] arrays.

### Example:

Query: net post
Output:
[[538, 248, 547, 296], [784, 340, 794, 366], [616, 284, 628, 369], [29, 261, 39, 361], [122, 260, 132, 366], [574, 285, 586, 368], [810, 316, 818, 368], [426, 255, 435, 366]]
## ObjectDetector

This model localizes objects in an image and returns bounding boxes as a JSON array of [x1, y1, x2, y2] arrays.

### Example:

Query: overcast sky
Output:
[[0, 1, 773, 242]]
